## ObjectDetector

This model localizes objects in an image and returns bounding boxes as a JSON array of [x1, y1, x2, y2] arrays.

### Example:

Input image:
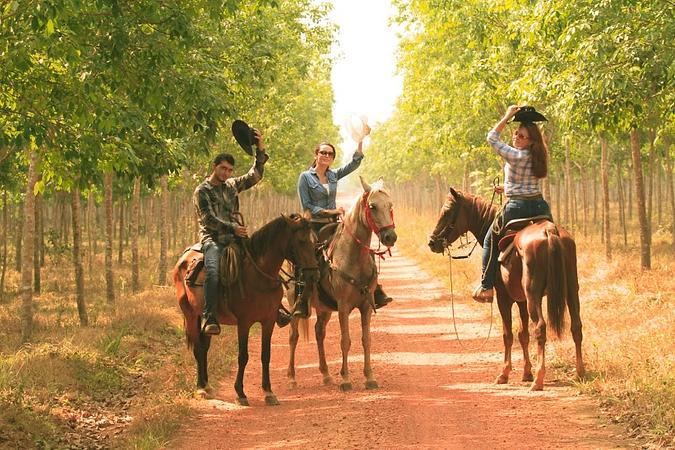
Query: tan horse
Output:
[[287, 177, 397, 391], [428, 188, 585, 390], [173, 214, 319, 405]]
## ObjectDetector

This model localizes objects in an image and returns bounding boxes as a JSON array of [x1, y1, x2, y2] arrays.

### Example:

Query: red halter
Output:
[[362, 190, 395, 235]]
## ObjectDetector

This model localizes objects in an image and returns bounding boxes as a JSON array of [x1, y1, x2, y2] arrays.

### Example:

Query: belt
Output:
[[506, 194, 543, 201]]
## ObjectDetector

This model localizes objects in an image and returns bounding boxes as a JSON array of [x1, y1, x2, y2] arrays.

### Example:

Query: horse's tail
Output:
[[298, 318, 310, 342], [546, 224, 567, 337], [173, 260, 198, 350]]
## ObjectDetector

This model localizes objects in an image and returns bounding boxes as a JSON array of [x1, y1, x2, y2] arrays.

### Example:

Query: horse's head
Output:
[[282, 214, 320, 287], [428, 187, 468, 253], [359, 176, 397, 248]]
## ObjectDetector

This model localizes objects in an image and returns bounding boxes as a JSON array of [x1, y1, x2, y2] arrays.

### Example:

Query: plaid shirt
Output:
[[487, 130, 541, 197], [193, 151, 268, 244]]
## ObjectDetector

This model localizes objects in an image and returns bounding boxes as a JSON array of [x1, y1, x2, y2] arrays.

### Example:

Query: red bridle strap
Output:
[[362, 190, 395, 235]]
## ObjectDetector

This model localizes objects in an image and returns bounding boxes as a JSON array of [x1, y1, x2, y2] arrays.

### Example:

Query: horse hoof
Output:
[[195, 388, 213, 400], [236, 397, 250, 406], [323, 376, 334, 386], [288, 380, 298, 389], [495, 375, 509, 385], [529, 383, 544, 392], [265, 395, 280, 406], [365, 380, 379, 390], [522, 373, 534, 382], [339, 382, 352, 392]]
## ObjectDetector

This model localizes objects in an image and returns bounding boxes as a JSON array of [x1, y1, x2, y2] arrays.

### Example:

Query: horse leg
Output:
[[287, 317, 300, 389], [566, 269, 585, 379], [516, 301, 533, 382], [234, 323, 251, 406], [316, 310, 334, 385], [337, 306, 352, 392], [260, 320, 279, 406], [192, 316, 214, 399], [527, 298, 547, 391], [360, 304, 377, 390], [495, 289, 513, 384]]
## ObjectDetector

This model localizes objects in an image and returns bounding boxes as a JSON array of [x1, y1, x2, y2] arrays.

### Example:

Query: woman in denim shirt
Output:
[[297, 137, 366, 230], [293, 127, 392, 317], [473, 105, 552, 303]]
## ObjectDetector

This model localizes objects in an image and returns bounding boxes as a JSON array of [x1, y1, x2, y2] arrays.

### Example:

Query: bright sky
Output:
[[328, 0, 403, 145]]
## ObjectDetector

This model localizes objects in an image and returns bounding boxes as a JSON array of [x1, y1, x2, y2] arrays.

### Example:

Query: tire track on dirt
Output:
[[169, 248, 631, 450]]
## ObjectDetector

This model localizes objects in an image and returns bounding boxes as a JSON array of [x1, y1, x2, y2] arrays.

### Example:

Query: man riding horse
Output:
[[193, 128, 291, 335]]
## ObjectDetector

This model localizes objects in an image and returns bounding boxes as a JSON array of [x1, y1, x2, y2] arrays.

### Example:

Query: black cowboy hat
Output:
[[512, 106, 547, 123], [231, 120, 256, 155]]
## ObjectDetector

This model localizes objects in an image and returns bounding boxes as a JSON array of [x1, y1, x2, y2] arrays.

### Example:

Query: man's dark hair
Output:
[[213, 153, 235, 167]]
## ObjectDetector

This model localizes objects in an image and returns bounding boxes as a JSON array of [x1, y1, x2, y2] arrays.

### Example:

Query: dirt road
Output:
[[169, 248, 632, 450]]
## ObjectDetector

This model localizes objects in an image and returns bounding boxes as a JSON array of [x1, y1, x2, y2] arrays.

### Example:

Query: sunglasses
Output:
[[317, 150, 335, 157]]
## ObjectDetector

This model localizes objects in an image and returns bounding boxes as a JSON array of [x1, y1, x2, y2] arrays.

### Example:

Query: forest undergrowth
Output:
[[0, 255, 239, 449]]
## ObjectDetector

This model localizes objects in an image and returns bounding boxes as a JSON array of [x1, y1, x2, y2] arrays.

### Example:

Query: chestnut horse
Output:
[[287, 177, 397, 391], [173, 214, 318, 405], [428, 188, 585, 390]]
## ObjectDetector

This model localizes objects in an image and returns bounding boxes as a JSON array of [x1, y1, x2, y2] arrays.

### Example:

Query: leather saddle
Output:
[[497, 215, 552, 262]]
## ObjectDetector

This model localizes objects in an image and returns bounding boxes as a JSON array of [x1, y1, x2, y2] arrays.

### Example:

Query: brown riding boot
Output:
[[374, 284, 393, 309]]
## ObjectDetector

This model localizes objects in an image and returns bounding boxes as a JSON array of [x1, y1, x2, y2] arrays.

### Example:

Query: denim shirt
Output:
[[297, 152, 363, 217]]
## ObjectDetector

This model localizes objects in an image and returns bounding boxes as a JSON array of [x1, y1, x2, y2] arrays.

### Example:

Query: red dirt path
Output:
[[169, 248, 633, 450]]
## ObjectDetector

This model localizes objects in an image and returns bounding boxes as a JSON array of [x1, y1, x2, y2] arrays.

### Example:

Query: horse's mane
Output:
[[248, 215, 291, 258]]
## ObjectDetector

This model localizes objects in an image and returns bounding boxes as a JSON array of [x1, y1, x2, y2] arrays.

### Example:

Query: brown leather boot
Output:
[[374, 284, 392, 309]]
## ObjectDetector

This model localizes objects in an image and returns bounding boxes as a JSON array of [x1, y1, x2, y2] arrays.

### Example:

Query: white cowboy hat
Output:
[[344, 114, 370, 143]]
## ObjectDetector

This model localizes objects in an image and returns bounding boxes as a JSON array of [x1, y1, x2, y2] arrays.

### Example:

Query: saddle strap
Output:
[[331, 264, 377, 297]]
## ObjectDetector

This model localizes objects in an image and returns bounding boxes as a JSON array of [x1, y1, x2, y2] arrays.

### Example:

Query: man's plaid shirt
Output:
[[193, 152, 268, 244], [487, 130, 541, 197]]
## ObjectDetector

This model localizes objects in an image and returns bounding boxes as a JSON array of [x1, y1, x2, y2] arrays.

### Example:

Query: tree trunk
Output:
[[665, 141, 675, 249], [72, 187, 88, 326], [579, 165, 588, 237], [1, 190, 7, 301], [630, 127, 651, 269], [158, 176, 169, 286], [647, 129, 656, 246], [564, 139, 572, 227], [33, 193, 41, 294], [600, 136, 611, 260], [117, 200, 124, 264], [617, 162, 627, 246], [21, 151, 38, 342], [14, 199, 23, 272], [87, 191, 94, 281], [555, 176, 562, 223], [131, 177, 140, 292], [104, 172, 115, 304]]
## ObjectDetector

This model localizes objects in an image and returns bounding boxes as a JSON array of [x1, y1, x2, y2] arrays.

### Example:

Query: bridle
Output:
[[338, 189, 395, 260]]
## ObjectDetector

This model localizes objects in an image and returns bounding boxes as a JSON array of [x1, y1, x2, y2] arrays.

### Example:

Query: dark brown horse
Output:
[[172, 214, 319, 405], [428, 188, 585, 390]]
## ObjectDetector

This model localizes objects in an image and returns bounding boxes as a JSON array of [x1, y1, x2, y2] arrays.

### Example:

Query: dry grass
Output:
[[0, 254, 238, 449], [397, 206, 675, 448]]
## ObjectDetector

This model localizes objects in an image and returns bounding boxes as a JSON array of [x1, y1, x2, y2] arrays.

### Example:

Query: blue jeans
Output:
[[202, 241, 222, 316], [480, 198, 552, 290]]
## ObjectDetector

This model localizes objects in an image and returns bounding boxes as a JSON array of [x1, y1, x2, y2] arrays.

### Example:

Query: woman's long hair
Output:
[[521, 123, 548, 178], [310, 142, 336, 169]]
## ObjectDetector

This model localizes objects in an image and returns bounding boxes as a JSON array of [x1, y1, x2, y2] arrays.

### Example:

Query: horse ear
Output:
[[360, 175, 371, 192], [281, 213, 294, 225], [449, 187, 458, 198]]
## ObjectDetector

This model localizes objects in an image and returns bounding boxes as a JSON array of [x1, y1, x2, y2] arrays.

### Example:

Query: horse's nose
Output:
[[379, 229, 397, 247], [428, 238, 443, 253]]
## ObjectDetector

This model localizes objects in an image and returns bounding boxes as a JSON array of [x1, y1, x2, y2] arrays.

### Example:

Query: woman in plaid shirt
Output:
[[473, 105, 553, 302]]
